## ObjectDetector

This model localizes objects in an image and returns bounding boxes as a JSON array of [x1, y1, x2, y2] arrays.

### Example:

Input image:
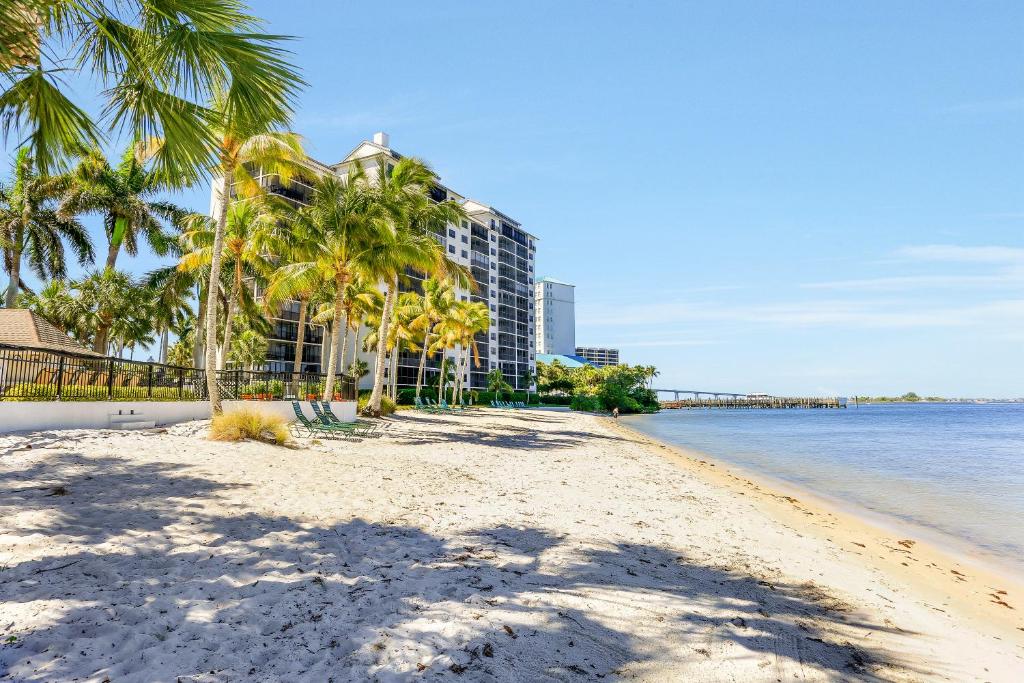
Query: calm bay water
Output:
[[622, 403, 1024, 574]]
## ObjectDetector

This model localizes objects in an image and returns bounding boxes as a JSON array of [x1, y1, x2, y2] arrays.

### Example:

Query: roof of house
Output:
[[536, 353, 592, 368], [0, 309, 103, 357]]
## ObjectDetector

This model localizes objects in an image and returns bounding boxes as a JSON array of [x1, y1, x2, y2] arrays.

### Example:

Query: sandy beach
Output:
[[1, 409, 1021, 681]]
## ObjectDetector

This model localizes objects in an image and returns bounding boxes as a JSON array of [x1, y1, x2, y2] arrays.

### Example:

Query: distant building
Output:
[[535, 277, 575, 355], [575, 346, 619, 367]]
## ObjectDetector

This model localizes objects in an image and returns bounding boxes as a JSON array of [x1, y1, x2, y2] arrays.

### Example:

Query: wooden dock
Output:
[[660, 396, 846, 410]]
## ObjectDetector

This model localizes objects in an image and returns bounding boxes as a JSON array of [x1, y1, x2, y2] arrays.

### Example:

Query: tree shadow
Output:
[[381, 412, 627, 451], [0, 448, 924, 681]]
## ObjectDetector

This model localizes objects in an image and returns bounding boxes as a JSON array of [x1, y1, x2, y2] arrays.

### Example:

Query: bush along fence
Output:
[[0, 343, 356, 402]]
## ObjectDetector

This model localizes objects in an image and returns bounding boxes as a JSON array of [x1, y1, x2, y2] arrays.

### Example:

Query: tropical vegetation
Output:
[[536, 359, 660, 413], [1, 0, 505, 419]]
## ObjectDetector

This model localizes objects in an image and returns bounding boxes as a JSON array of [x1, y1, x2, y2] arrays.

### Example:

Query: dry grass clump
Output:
[[209, 409, 290, 445]]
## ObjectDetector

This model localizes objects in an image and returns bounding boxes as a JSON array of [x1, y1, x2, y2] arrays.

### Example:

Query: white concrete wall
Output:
[[0, 400, 358, 434]]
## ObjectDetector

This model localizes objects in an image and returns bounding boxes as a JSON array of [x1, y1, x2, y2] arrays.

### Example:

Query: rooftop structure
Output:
[[0, 310, 102, 357]]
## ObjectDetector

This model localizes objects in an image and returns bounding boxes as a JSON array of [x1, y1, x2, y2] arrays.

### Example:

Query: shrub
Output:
[[396, 388, 418, 405], [570, 395, 602, 412], [357, 394, 396, 416], [209, 409, 289, 445], [2, 383, 199, 401], [538, 394, 572, 406]]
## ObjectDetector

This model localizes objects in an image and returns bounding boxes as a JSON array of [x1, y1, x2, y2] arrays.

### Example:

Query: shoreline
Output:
[[618, 413, 1024, 583], [604, 415, 1024, 643]]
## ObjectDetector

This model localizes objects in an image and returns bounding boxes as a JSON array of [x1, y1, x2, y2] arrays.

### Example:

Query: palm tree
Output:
[[203, 117, 304, 411], [363, 157, 469, 415], [230, 329, 268, 371], [1, 148, 93, 306], [0, 0, 305, 180], [487, 368, 513, 399], [180, 200, 279, 369], [270, 172, 382, 402], [404, 277, 456, 398], [58, 139, 188, 271], [145, 266, 196, 364], [446, 299, 489, 403], [521, 367, 537, 403]]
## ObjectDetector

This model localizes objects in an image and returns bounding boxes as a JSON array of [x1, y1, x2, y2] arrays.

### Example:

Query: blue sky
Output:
[[7, 1, 1023, 396]]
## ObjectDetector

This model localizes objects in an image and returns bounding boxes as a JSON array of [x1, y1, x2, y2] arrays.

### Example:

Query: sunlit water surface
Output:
[[622, 403, 1024, 575]]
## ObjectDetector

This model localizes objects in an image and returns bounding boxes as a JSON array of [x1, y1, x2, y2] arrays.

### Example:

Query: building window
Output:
[[461, 235, 468, 243], [490, 305, 496, 311], [490, 276, 496, 283], [461, 220, 468, 228], [490, 290, 496, 297], [461, 250, 468, 258], [491, 333, 496, 340], [490, 263, 495, 269], [490, 248, 496, 255], [448, 228, 456, 238], [448, 245, 455, 254]]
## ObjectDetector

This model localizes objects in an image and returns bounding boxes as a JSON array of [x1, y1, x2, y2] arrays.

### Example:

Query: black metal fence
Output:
[[0, 343, 356, 402]]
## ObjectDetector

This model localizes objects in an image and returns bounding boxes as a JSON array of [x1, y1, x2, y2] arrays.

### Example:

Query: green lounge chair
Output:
[[426, 398, 453, 413], [438, 399, 464, 412], [311, 401, 379, 437], [291, 401, 352, 439], [414, 396, 437, 411], [322, 402, 380, 436]]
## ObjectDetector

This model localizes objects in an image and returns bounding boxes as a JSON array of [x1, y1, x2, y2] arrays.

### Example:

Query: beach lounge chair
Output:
[[321, 402, 380, 437], [426, 398, 453, 413], [310, 401, 379, 437], [414, 396, 437, 412], [290, 401, 354, 439], [438, 399, 464, 412]]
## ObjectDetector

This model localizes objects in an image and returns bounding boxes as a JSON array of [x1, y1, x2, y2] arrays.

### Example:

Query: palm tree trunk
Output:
[[437, 355, 446, 403], [193, 283, 206, 368], [218, 274, 240, 370], [4, 245, 21, 308], [159, 326, 169, 364], [323, 277, 346, 401], [415, 332, 430, 398], [338, 317, 350, 378], [291, 297, 308, 384], [367, 277, 397, 415], [389, 343, 399, 399], [205, 169, 232, 414], [104, 238, 120, 271]]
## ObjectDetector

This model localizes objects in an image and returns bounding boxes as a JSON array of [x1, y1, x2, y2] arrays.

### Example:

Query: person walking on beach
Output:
[[612, 407, 620, 419]]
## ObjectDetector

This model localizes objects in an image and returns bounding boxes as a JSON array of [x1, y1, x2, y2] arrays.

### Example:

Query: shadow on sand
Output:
[[0, 444, 919, 681]]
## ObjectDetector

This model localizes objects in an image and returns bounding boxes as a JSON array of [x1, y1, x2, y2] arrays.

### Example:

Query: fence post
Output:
[[147, 363, 153, 399], [178, 368, 184, 399], [55, 356, 65, 401], [106, 358, 115, 399]]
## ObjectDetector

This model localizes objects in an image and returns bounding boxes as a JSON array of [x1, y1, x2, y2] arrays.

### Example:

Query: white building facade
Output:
[[575, 346, 620, 367], [211, 132, 539, 392], [534, 278, 575, 356]]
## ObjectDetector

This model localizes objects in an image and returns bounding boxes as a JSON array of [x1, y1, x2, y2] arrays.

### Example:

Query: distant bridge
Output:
[[653, 389, 748, 400], [652, 389, 846, 410]]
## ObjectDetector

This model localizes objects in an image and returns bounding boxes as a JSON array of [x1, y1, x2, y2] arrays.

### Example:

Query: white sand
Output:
[[0, 409, 1021, 681]]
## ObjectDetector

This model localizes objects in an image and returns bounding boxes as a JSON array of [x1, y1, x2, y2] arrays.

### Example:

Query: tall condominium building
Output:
[[534, 278, 575, 355], [210, 132, 539, 392], [575, 346, 620, 367]]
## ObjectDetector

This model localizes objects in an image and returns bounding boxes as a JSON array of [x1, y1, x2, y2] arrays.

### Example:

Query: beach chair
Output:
[[290, 401, 353, 439], [438, 399, 464, 412], [414, 396, 437, 412], [310, 401, 378, 437], [426, 398, 453, 413], [321, 402, 380, 437]]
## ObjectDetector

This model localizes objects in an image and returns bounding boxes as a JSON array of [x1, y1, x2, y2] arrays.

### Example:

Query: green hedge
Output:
[[2, 383, 201, 402]]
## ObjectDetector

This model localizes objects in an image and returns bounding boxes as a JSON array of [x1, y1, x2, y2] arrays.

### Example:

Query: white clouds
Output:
[[802, 245, 1024, 291], [894, 244, 1024, 264]]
